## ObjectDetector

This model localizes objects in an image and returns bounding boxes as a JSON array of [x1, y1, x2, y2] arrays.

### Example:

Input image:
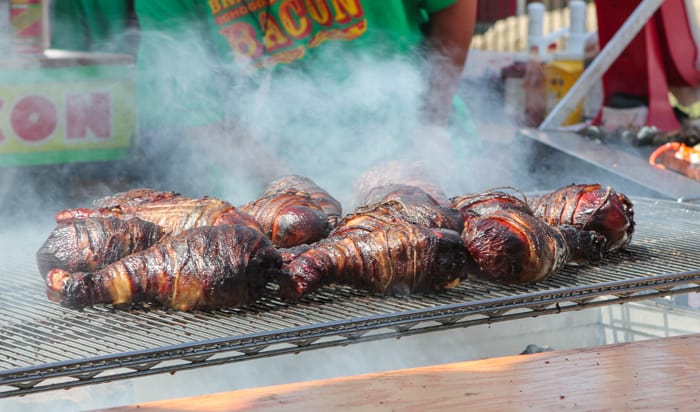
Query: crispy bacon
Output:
[[45, 225, 282, 311], [262, 175, 342, 228], [450, 188, 533, 216], [54, 188, 262, 236], [461, 209, 605, 284], [529, 183, 635, 252], [36, 217, 164, 279], [277, 222, 468, 300]]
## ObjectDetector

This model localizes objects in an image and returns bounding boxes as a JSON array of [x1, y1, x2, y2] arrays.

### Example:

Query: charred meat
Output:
[[362, 184, 463, 232], [461, 209, 605, 284], [262, 175, 343, 228], [240, 189, 331, 248], [54, 189, 262, 236], [276, 184, 467, 285], [353, 160, 450, 207], [36, 217, 164, 279], [331, 185, 463, 239], [278, 222, 468, 300], [45, 225, 282, 311], [529, 183, 635, 252], [450, 188, 533, 216]]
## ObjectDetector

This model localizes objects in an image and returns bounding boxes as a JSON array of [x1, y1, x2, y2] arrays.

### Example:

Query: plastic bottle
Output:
[[543, 0, 587, 125], [501, 58, 527, 122], [523, 44, 547, 127], [526, 2, 545, 53]]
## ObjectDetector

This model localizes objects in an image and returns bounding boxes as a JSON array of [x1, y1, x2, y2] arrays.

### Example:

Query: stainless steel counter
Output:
[[518, 128, 700, 202]]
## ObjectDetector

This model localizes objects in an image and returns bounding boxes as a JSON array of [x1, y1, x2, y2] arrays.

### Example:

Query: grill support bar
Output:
[[3, 279, 700, 398]]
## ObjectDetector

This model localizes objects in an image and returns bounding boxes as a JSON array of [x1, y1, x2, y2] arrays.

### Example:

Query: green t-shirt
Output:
[[205, 0, 449, 68], [134, 0, 463, 126], [134, 0, 477, 198]]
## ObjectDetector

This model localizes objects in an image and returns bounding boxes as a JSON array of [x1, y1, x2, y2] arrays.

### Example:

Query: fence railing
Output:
[[472, 0, 598, 52]]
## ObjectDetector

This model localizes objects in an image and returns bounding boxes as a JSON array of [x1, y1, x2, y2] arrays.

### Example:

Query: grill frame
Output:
[[2, 197, 700, 398]]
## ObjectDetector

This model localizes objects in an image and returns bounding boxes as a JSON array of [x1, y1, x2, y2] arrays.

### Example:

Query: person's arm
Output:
[[421, 0, 478, 126]]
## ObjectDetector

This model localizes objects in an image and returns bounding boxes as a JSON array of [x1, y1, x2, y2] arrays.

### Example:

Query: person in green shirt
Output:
[[132, 0, 478, 205]]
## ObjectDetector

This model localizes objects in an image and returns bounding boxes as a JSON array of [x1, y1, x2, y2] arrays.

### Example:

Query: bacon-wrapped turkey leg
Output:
[[36, 217, 164, 279], [529, 183, 635, 252], [45, 225, 282, 311], [262, 175, 343, 228], [278, 185, 464, 265], [361, 184, 463, 232], [276, 201, 404, 266], [461, 209, 605, 284], [240, 189, 330, 248], [450, 188, 533, 215], [54, 189, 262, 236], [353, 160, 450, 207], [278, 223, 468, 300]]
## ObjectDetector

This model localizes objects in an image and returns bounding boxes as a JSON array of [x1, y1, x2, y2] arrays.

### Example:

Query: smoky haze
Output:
[[137, 34, 486, 211]]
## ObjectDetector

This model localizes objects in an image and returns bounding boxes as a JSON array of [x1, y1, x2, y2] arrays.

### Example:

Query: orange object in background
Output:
[[649, 141, 700, 180]]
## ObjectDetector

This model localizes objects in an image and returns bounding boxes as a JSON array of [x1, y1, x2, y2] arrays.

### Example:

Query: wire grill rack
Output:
[[2, 197, 700, 397]]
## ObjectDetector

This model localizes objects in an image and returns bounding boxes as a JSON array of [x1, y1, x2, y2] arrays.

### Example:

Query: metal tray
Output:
[[519, 128, 700, 202], [2, 197, 700, 398]]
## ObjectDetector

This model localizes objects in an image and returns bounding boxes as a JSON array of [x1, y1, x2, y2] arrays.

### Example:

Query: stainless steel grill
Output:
[[2, 197, 700, 398]]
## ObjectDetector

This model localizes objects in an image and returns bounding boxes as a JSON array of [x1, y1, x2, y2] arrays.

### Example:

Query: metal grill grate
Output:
[[2, 197, 700, 397]]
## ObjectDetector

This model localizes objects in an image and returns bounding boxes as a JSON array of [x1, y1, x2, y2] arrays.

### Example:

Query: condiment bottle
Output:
[[523, 45, 547, 127]]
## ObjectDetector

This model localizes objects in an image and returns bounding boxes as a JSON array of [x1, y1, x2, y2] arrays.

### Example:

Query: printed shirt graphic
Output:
[[207, 0, 369, 71]]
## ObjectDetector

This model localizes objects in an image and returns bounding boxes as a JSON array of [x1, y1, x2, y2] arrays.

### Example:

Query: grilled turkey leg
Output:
[[529, 183, 635, 252], [461, 209, 605, 284], [36, 217, 164, 279], [278, 223, 468, 300], [45, 225, 282, 311], [240, 189, 330, 248], [55, 189, 262, 236], [261, 175, 342, 228]]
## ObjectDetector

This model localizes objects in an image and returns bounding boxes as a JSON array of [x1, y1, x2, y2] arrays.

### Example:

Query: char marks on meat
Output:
[[333, 184, 463, 237], [36, 217, 165, 279], [54, 188, 262, 236], [461, 208, 605, 284], [262, 175, 342, 228], [450, 188, 533, 216], [529, 183, 635, 252], [278, 183, 467, 300], [45, 225, 282, 311], [353, 160, 450, 207], [240, 189, 331, 248], [278, 222, 468, 300]]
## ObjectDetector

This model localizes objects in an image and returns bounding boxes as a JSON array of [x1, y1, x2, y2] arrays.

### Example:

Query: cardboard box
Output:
[[544, 59, 584, 126]]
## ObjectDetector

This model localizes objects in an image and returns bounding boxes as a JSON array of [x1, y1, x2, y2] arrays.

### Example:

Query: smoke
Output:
[[132, 37, 478, 211], [219, 53, 435, 208], [116, 25, 496, 211]]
